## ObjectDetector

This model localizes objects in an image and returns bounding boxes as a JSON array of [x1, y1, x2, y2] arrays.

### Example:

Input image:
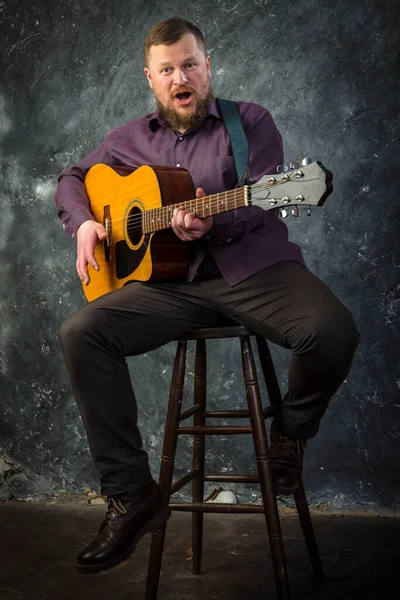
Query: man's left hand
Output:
[[171, 187, 213, 241]]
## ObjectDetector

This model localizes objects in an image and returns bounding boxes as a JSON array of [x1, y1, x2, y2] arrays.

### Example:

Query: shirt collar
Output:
[[148, 97, 222, 132]]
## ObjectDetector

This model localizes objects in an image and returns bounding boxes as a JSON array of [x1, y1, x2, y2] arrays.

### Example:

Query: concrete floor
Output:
[[0, 500, 399, 600]]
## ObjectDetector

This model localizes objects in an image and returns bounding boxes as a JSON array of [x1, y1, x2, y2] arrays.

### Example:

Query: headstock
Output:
[[250, 160, 333, 217]]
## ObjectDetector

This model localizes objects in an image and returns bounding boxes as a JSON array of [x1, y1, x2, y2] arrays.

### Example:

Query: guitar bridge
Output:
[[103, 205, 112, 262]]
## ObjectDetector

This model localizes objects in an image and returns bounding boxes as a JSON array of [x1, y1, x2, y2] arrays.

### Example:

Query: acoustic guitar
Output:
[[82, 161, 332, 301]]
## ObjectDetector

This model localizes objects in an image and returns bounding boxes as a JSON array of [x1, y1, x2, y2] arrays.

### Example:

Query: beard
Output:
[[156, 86, 214, 133]]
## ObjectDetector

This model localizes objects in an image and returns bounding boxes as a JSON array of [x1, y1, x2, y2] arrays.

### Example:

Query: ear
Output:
[[144, 67, 153, 89], [206, 55, 211, 77]]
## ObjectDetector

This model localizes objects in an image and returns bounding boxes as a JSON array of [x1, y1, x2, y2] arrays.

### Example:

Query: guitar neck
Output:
[[142, 186, 249, 234]]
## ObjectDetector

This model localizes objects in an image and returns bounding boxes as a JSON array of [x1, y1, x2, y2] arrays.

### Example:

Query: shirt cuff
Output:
[[69, 208, 95, 239]]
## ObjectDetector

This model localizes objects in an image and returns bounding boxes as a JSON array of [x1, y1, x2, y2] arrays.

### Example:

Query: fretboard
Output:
[[142, 186, 249, 234]]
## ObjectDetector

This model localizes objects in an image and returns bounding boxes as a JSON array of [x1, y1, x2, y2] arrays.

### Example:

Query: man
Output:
[[55, 17, 359, 574]]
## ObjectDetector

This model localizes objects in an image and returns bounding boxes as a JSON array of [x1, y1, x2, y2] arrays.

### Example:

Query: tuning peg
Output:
[[301, 157, 313, 166], [291, 207, 300, 217], [277, 164, 289, 173], [289, 162, 300, 170], [307, 205, 312, 216], [280, 208, 289, 218]]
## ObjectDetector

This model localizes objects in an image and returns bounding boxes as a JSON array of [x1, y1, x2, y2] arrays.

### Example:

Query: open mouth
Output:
[[174, 91, 193, 106]]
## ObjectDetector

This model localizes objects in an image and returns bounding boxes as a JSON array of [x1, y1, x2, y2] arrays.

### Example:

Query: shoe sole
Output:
[[76, 505, 172, 574]]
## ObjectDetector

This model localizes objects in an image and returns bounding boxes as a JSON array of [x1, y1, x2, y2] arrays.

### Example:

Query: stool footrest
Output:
[[170, 469, 198, 495], [203, 473, 259, 483], [169, 502, 265, 513], [178, 425, 252, 435], [203, 406, 277, 419], [205, 409, 252, 419], [179, 405, 201, 422]]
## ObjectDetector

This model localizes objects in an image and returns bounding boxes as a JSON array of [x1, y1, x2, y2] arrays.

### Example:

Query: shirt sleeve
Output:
[[54, 135, 115, 238], [204, 104, 284, 245]]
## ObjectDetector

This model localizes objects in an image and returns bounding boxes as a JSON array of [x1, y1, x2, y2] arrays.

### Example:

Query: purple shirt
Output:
[[55, 98, 304, 286]]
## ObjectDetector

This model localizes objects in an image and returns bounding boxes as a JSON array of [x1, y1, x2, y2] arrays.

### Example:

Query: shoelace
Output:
[[276, 435, 303, 457], [105, 496, 127, 522]]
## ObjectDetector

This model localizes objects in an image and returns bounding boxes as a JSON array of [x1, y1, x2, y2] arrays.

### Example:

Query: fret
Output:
[[142, 185, 251, 234]]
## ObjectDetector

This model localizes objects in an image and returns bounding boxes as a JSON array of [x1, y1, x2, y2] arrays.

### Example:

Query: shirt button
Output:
[[176, 163, 181, 167], [178, 136, 183, 141]]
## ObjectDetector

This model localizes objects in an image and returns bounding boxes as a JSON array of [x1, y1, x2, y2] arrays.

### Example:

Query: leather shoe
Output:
[[269, 419, 306, 494], [77, 480, 171, 573]]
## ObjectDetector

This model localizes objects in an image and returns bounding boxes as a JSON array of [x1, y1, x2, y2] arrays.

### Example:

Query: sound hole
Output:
[[127, 205, 143, 246]]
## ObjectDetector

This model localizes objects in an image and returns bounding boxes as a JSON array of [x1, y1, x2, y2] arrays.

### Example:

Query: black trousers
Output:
[[59, 261, 359, 497]]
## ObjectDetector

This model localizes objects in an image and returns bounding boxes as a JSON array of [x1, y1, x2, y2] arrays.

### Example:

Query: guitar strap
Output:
[[216, 97, 250, 187]]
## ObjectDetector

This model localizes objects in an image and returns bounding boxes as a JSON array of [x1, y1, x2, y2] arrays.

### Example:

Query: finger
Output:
[[77, 243, 98, 285], [196, 187, 206, 198], [86, 249, 100, 272], [76, 255, 89, 285], [183, 212, 197, 229], [173, 208, 193, 230], [77, 246, 91, 284]]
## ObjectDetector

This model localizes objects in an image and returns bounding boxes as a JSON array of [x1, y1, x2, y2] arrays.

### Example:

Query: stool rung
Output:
[[204, 473, 259, 483], [205, 409, 250, 418], [204, 406, 277, 420], [170, 469, 198, 495], [169, 502, 265, 513], [177, 425, 252, 435], [179, 405, 201, 422]]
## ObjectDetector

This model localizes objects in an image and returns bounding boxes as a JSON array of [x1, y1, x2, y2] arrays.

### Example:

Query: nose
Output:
[[174, 69, 188, 85]]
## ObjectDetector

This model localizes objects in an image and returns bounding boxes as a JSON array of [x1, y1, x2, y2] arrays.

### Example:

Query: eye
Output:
[[185, 62, 196, 69], [161, 67, 171, 74]]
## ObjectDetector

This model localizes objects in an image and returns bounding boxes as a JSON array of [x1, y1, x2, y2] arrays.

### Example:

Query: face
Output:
[[144, 33, 212, 133]]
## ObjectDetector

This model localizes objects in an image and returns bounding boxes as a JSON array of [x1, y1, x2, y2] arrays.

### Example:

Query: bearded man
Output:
[[55, 17, 359, 573]]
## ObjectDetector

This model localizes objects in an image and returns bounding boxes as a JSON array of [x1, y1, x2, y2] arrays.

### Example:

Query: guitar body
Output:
[[83, 164, 195, 302], [81, 159, 332, 302]]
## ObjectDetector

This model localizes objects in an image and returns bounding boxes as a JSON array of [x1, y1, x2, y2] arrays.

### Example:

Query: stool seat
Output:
[[180, 324, 252, 340], [145, 324, 323, 600]]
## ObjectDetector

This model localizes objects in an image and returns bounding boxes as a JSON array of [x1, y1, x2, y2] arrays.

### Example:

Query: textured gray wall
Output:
[[0, 0, 399, 507]]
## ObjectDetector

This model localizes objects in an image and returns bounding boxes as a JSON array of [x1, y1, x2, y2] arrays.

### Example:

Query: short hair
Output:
[[144, 17, 207, 67]]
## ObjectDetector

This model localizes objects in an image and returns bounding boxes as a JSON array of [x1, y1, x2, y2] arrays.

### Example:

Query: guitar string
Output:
[[104, 175, 310, 231], [98, 175, 307, 232]]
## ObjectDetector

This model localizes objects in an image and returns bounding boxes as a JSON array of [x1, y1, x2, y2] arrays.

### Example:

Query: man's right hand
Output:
[[76, 220, 107, 285]]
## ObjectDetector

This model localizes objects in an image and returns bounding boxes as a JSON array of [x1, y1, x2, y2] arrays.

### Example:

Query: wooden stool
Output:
[[145, 325, 323, 600]]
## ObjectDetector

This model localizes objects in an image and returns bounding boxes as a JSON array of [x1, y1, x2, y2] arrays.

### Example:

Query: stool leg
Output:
[[145, 340, 187, 600], [294, 480, 324, 579], [240, 336, 291, 600], [256, 337, 324, 580], [192, 339, 206, 575]]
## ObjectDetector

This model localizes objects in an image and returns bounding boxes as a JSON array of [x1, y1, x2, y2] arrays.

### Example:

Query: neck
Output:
[[142, 185, 250, 234]]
